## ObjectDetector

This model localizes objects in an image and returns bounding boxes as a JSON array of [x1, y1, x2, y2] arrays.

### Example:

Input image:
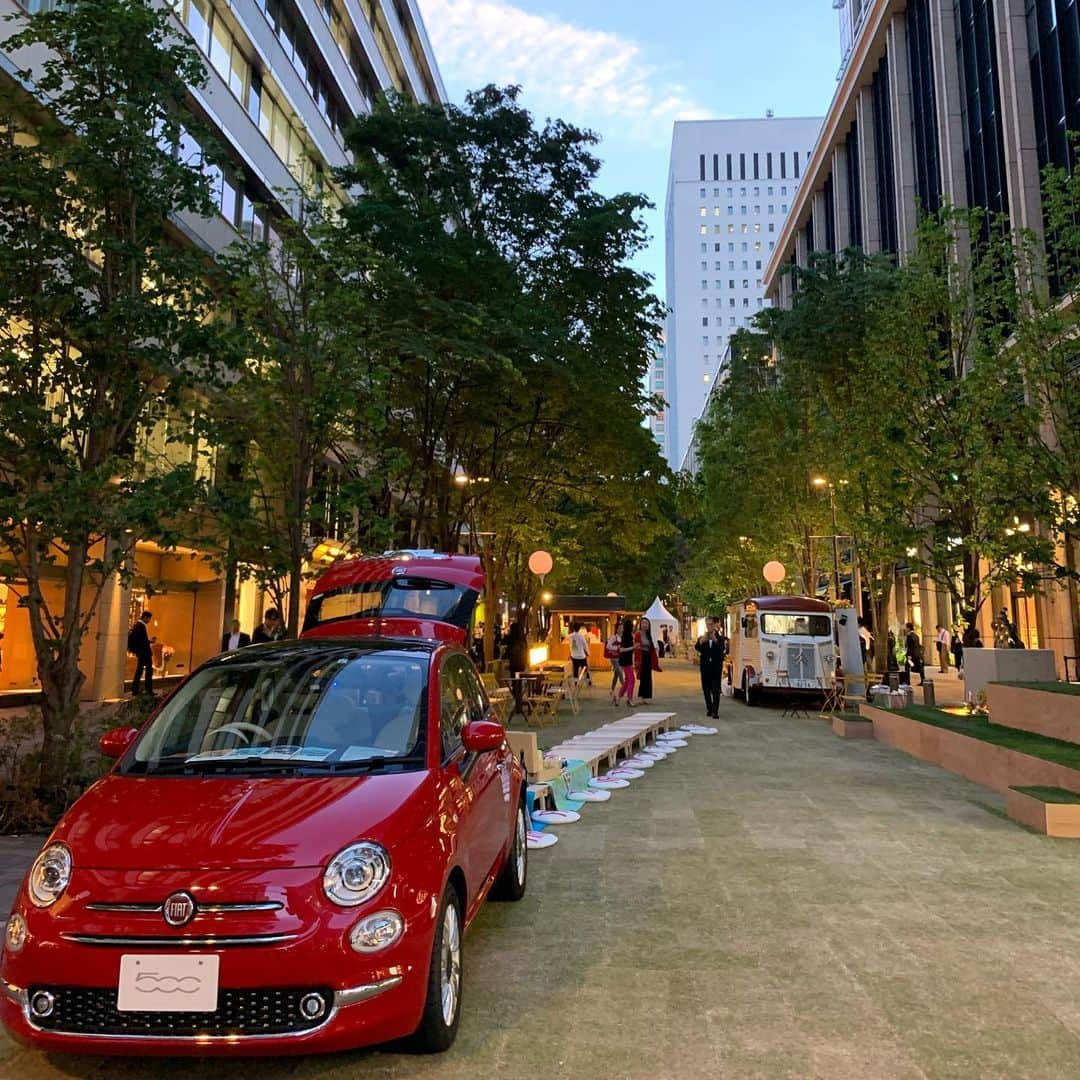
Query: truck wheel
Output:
[[742, 673, 758, 707]]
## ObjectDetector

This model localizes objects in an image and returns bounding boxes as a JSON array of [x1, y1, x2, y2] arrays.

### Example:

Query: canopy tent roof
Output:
[[548, 595, 626, 614], [643, 596, 679, 630]]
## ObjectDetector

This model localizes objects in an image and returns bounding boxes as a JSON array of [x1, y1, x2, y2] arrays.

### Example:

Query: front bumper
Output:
[[2, 973, 411, 1055]]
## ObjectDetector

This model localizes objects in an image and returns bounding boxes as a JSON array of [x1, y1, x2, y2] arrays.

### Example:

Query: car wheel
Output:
[[491, 800, 527, 901], [411, 884, 463, 1053]]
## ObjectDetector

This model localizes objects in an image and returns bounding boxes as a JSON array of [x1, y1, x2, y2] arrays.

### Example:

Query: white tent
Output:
[[643, 596, 679, 638]]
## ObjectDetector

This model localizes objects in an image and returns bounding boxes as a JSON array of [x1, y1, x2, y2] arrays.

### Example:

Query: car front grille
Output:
[[29, 985, 334, 1038]]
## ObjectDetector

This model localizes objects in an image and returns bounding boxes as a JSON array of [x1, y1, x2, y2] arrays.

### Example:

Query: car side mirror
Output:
[[99, 726, 138, 759], [461, 720, 504, 754]]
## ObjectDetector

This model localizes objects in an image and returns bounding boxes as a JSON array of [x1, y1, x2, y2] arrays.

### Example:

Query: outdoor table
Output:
[[500, 672, 546, 718]]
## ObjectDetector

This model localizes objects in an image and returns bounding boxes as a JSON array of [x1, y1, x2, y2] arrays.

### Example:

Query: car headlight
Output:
[[323, 842, 390, 907], [27, 843, 72, 908], [4, 912, 27, 954], [349, 909, 404, 953]]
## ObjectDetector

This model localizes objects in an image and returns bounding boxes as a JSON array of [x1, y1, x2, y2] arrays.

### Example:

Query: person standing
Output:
[[128, 610, 155, 696], [634, 616, 660, 705], [936, 624, 950, 673], [857, 618, 873, 672], [506, 618, 528, 677], [696, 616, 726, 719], [221, 619, 251, 652], [951, 627, 965, 674], [904, 622, 925, 687], [612, 617, 636, 706], [252, 608, 284, 644], [567, 622, 590, 683]]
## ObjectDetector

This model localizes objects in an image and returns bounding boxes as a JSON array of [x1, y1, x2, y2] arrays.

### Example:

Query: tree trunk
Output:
[[871, 565, 895, 673]]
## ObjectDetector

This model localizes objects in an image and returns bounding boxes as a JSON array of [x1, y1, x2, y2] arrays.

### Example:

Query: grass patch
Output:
[[1010, 786, 1080, 804], [990, 681, 1080, 697], [897, 706, 1080, 770]]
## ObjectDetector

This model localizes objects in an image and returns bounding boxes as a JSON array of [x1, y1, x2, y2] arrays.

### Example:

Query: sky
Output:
[[420, 0, 843, 300]]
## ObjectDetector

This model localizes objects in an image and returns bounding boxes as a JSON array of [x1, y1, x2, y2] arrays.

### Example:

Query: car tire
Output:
[[491, 800, 527, 902], [411, 884, 463, 1053]]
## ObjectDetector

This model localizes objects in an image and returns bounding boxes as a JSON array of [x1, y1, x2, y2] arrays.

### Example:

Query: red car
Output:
[[302, 551, 485, 646], [1, 637, 527, 1056]]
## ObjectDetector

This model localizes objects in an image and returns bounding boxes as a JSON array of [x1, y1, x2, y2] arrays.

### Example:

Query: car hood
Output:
[[54, 770, 436, 871]]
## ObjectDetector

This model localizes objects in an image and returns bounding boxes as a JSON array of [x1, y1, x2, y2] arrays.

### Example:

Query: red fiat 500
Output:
[[0, 638, 527, 1056]]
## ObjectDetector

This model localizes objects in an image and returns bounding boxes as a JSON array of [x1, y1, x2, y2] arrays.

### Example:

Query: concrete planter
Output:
[[1006, 788, 1080, 838], [859, 704, 1080, 797], [832, 716, 874, 739], [987, 683, 1080, 744], [962, 648, 1057, 696]]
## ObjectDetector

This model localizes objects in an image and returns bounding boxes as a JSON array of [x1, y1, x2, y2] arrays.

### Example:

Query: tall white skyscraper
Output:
[[658, 116, 823, 470]]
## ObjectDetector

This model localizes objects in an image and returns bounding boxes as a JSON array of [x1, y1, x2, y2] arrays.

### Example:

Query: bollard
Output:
[[923, 681, 936, 707]]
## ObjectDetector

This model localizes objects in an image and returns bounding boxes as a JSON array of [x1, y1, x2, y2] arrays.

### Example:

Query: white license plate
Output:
[[117, 954, 219, 1012]]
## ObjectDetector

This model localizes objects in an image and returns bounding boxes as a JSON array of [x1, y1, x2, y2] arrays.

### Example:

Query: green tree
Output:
[[0, 0, 223, 796], [336, 86, 668, 654], [214, 196, 383, 637]]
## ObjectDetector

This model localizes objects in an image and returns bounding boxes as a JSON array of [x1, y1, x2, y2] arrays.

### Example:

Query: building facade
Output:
[[764, 0, 1080, 669], [661, 115, 824, 471], [0, 0, 444, 699]]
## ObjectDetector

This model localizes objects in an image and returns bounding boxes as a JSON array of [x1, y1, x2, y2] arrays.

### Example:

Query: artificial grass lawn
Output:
[[1010, 785, 1080, 804], [990, 680, 1080, 697], [898, 705, 1080, 770]]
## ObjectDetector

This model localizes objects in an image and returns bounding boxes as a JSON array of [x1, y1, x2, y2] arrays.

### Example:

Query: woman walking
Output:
[[612, 617, 636, 706], [634, 616, 661, 705]]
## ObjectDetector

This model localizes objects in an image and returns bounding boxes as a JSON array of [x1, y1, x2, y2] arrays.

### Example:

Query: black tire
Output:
[[742, 673, 758, 707], [491, 800, 528, 901], [411, 884, 463, 1053]]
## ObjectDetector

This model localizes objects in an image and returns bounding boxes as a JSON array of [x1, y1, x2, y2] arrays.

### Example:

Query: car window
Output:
[[457, 661, 487, 724], [439, 655, 471, 760], [125, 646, 428, 775]]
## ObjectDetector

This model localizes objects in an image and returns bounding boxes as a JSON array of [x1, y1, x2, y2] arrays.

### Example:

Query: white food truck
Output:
[[726, 595, 837, 705]]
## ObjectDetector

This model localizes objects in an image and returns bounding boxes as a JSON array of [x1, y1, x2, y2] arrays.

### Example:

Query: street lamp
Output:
[[812, 476, 844, 602]]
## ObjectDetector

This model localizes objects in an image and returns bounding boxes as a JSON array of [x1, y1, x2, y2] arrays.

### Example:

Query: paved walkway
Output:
[[5, 661, 1080, 1078]]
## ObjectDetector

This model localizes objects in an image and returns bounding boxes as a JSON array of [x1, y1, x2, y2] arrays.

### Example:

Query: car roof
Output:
[[309, 553, 485, 595], [205, 636, 449, 668], [741, 596, 833, 613]]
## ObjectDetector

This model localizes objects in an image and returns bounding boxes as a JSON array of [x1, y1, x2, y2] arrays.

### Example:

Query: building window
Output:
[[700, 187, 706, 197], [700, 225, 708, 235], [700, 207, 708, 217], [871, 56, 899, 252], [700, 242, 707, 253], [702, 317, 709, 326], [769, 223, 775, 232], [703, 336, 709, 345], [701, 279, 708, 289], [907, 0, 942, 214], [768, 204, 775, 213], [727, 205, 734, 214]]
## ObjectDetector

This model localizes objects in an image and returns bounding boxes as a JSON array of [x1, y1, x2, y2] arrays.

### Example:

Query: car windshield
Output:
[[123, 646, 428, 776], [760, 613, 832, 638], [302, 577, 476, 631]]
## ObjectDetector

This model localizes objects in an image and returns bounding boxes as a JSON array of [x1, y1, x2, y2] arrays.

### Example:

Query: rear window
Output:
[[304, 577, 477, 631], [760, 613, 832, 637]]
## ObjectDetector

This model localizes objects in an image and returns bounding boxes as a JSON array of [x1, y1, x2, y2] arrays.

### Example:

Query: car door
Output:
[[438, 654, 505, 901]]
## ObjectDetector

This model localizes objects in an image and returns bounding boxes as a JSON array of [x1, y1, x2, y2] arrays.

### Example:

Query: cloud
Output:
[[419, 0, 709, 145]]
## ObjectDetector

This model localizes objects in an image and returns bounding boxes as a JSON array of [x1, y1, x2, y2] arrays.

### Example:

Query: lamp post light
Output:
[[812, 476, 845, 602]]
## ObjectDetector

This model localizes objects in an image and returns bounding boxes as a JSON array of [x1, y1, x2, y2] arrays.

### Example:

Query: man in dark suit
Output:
[[129, 610, 155, 696], [221, 619, 252, 652], [695, 615, 728, 719]]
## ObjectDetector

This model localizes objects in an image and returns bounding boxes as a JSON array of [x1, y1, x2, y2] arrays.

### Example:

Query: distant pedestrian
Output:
[[567, 622, 590, 683], [506, 618, 528, 677], [605, 623, 625, 696], [935, 624, 950, 673], [128, 610, 155, 696], [904, 622, 924, 686], [252, 608, 284, 644], [886, 630, 900, 673], [612, 617, 636, 706], [695, 616, 726, 719], [634, 616, 660, 705], [857, 618, 873, 671], [951, 628, 965, 674], [221, 618, 251, 652]]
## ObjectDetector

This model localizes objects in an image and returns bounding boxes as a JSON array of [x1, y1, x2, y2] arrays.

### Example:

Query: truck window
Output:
[[760, 613, 831, 637]]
